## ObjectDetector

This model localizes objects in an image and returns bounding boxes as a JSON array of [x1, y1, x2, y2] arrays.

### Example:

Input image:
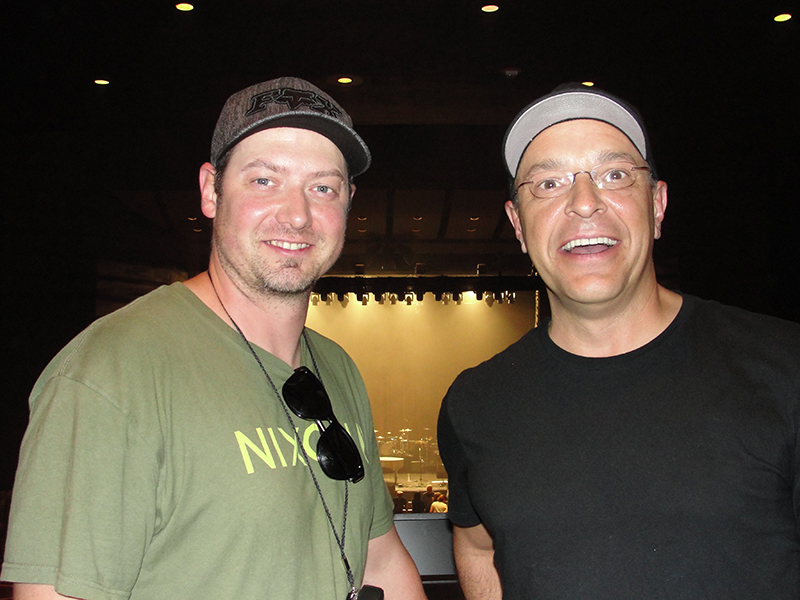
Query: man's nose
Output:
[[275, 185, 312, 229], [565, 171, 606, 218]]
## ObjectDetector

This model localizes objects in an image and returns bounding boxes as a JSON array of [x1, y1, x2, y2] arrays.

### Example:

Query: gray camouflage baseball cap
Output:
[[210, 77, 371, 176]]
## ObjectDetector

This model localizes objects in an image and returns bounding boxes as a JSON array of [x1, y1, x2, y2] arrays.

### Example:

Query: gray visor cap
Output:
[[503, 84, 656, 180]]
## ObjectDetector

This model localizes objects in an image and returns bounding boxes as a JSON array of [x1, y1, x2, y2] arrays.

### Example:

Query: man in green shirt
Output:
[[3, 77, 425, 600]]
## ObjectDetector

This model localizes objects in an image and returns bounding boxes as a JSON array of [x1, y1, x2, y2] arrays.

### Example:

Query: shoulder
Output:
[[31, 283, 208, 397], [443, 328, 539, 406], [682, 294, 800, 350], [677, 295, 800, 384], [303, 327, 365, 388], [304, 327, 350, 358], [455, 328, 539, 380], [71, 283, 199, 348], [303, 327, 357, 369]]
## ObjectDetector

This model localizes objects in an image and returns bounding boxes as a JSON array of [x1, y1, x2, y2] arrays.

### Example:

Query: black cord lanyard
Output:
[[208, 274, 357, 596]]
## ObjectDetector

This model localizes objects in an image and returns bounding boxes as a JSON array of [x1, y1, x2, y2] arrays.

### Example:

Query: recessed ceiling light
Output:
[[176, 3, 194, 11], [327, 75, 364, 86], [774, 13, 792, 22], [467, 228, 476, 233], [482, 5, 499, 12], [358, 228, 367, 233], [357, 216, 367, 221], [582, 81, 595, 87], [94, 79, 110, 85], [469, 216, 479, 221], [412, 216, 423, 221], [188, 216, 197, 221], [412, 228, 421, 233]]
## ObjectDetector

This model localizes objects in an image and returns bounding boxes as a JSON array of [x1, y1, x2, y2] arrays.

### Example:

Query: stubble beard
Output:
[[212, 228, 342, 302]]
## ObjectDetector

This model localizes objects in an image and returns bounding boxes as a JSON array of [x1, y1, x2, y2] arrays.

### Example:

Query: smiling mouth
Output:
[[266, 240, 310, 251], [561, 237, 618, 254]]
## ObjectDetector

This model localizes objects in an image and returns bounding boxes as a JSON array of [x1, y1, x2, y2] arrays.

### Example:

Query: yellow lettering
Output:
[[355, 423, 370, 463], [234, 428, 276, 474], [278, 427, 307, 466], [267, 427, 287, 467]]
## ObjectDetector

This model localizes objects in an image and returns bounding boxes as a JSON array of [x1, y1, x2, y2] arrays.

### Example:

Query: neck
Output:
[[183, 261, 310, 367], [547, 283, 683, 358]]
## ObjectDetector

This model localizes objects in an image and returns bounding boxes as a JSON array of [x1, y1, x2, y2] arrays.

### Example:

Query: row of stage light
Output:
[[311, 290, 520, 306], [311, 275, 543, 305]]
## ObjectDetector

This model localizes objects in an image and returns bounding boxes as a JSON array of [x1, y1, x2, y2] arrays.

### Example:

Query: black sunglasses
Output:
[[282, 366, 365, 483]]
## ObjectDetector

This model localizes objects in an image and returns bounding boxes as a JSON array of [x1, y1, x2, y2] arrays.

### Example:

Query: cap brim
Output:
[[216, 112, 372, 177]]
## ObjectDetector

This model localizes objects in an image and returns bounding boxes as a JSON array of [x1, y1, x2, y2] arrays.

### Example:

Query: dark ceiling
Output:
[[5, 0, 798, 287], [1, 0, 798, 485]]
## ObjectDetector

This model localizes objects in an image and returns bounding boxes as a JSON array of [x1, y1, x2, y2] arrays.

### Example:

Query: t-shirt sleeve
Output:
[[360, 386, 393, 540], [1, 376, 160, 600], [367, 450, 394, 540], [437, 388, 481, 528]]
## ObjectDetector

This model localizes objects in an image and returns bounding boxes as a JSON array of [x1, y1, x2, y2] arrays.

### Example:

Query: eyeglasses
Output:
[[282, 366, 365, 483], [514, 161, 651, 200]]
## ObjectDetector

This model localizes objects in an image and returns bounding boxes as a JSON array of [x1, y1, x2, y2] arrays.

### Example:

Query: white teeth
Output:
[[267, 240, 310, 251], [561, 237, 617, 252]]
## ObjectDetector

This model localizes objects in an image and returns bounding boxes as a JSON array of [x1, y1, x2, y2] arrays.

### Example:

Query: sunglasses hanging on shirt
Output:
[[283, 366, 365, 483]]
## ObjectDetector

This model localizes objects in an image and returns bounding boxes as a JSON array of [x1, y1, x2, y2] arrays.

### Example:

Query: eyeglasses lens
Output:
[[318, 425, 365, 483], [283, 366, 333, 420]]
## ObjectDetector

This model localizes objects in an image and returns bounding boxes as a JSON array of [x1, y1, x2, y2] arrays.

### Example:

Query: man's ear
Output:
[[505, 200, 528, 254], [653, 180, 668, 239], [199, 162, 218, 219]]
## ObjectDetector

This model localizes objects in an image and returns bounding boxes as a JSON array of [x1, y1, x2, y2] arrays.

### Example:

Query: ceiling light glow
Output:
[[337, 77, 353, 84], [774, 13, 791, 21], [482, 5, 499, 12], [176, 3, 194, 11], [94, 79, 110, 85], [581, 81, 594, 87]]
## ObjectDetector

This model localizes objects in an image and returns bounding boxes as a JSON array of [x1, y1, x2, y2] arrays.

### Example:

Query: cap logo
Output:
[[245, 87, 343, 119]]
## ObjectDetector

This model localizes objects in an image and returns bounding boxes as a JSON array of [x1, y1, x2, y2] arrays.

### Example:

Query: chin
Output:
[[560, 282, 626, 306]]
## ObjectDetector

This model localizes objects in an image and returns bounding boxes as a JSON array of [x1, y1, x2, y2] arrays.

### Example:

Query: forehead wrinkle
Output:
[[593, 150, 643, 165]]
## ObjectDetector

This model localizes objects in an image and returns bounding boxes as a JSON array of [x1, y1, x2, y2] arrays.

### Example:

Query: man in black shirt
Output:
[[438, 83, 800, 599]]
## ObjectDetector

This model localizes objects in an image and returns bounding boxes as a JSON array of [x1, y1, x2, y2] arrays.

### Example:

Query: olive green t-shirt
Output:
[[2, 283, 393, 599]]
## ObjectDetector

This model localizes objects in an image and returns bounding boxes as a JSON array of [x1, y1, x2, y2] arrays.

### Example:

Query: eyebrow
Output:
[[310, 169, 347, 181], [239, 159, 284, 174], [239, 160, 346, 181]]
